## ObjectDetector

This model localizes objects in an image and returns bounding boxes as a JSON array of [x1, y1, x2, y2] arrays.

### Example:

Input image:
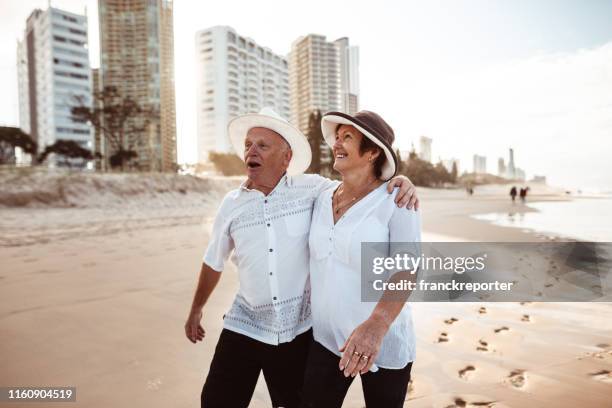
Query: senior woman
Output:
[[301, 111, 421, 408]]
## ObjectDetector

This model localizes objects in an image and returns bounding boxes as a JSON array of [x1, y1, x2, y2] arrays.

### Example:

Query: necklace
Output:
[[333, 178, 379, 215]]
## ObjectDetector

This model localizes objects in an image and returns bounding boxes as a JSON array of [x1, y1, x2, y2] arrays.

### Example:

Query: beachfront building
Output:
[[507, 148, 516, 179], [289, 34, 359, 136], [194, 26, 289, 162], [17, 7, 92, 167], [498, 157, 506, 177], [418, 136, 432, 163], [98, 0, 177, 172], [473, 154, 487, 174]]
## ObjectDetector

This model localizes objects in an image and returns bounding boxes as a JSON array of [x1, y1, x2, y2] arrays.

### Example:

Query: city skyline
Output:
[[2, 0, 612, 190]]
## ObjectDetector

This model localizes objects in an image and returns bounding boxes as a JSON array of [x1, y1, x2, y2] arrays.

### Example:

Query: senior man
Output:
[[185, 108, 419, 408]]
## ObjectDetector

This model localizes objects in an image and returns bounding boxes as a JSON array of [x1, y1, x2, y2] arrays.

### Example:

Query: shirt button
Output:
[[269, 248, 273, 252], [267, 223, 270, 227], [269, 272, 273, 275], [264, 199, 268, 203], [273, 296, 277, 300]]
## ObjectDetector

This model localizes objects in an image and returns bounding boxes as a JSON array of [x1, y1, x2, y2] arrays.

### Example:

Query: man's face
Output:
[[244, 127, 292, 183]]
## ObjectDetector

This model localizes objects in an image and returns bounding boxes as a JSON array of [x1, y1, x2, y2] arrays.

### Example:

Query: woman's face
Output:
[[332, 124, 377, 175]]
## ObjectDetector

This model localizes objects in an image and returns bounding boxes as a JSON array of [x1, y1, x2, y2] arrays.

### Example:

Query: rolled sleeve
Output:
[[203, 195, 235, 272]]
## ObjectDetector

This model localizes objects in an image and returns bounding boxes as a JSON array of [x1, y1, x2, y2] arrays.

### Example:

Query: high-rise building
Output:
[[498, 157, 506, 177], [418, 136, 432, 163], [98, 0, 176, 172], [194, 26, 290, 162], [335, 37, 360, 116], [507, 148, 516, 179], [17, 7, 92, 167], [473, 154, 487, 174], [289, 34, 359, 136]]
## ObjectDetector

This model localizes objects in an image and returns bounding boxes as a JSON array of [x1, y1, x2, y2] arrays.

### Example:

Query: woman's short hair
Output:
[[335, 124, 385, 178], [359, 136, 385, 179]]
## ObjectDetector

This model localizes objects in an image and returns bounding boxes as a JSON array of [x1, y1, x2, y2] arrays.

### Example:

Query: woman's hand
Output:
[[338, 315, 391, 377]]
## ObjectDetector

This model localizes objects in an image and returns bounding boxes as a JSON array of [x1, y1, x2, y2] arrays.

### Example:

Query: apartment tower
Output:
[[98, 0, 176, 171], [194, 26, 289, 162], [17, 7, 92, 167], [288, 34, 359, 136]]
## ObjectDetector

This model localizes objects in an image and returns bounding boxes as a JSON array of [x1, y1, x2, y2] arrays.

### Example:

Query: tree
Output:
[[306, 110, 322, 174], [209, 151, 246, 176], [404, 149, 436, 186], [433, 161, 452, 186], [37, 139, 99, 168], [451, 161, 458, 183], [71, 86, 158, 171], [0, 127, 37, 164]]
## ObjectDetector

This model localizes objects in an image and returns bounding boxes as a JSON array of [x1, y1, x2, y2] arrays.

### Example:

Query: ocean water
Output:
[[473, 197, 612, 241]]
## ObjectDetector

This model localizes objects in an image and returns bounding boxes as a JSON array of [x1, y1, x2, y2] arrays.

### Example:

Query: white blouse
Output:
[[308, 182, 421, 371]]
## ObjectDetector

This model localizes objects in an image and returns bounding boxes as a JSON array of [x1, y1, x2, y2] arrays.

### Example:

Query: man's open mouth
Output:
[[247, 161, 261, 168]]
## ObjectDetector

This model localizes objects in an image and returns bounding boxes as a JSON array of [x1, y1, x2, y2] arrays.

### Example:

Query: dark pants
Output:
[[300, 340, 413, 408], [201, 328, 312, 408]]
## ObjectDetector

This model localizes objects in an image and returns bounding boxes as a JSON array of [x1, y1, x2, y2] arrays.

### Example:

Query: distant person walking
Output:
[[520, 187, 529, 203], [510, 186, 517, 203]]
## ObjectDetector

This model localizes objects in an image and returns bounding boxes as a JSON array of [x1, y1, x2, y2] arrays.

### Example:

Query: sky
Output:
[[1, 0, 612, 191]]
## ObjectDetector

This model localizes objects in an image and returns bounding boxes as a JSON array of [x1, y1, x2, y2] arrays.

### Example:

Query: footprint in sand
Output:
[[146, 377, 163, 390], [478, 307, 487, 314], [458, 365, 476, 379], [437, 332, 449, 343], [447, 397, 497, 408], [507, 369, 527, 388], [521, 314, 531, 322], [494, 326, 510, 333], [444, 317, 459, 325], [589, 370, 612, 383], [476, 339, 489, 352]]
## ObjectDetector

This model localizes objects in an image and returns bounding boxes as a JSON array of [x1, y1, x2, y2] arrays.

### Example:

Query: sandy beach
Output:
[[1, 171, 611, 407]]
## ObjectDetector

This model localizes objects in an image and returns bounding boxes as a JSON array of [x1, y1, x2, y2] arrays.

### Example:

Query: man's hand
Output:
[[185, 309, 205, 344], [338, 315, 390, 377], [387, 175, 419, 210]]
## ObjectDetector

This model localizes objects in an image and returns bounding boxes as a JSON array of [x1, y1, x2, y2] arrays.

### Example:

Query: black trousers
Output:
[[201, 328, 312, 408], [300, 340, 413, 408]]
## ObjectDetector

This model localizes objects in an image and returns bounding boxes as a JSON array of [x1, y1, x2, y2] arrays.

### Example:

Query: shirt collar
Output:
[[235, 173, 290, 198]]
